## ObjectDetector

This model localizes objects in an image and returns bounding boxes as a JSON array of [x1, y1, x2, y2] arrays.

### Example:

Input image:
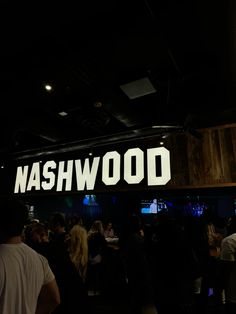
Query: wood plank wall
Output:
[[166, 124, 236, 189]]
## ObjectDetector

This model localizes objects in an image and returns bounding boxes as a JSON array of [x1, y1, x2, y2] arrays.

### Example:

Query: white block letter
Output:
[[42, 160, 57, 190], [27, 162, 41, 191], [75, 157, 100, 191], [124, 148, 144, 184], [102, 151, 120, 185], [56, 160, 73, 191], [147, 147, 171, 185], [14, 166, 29, 193]]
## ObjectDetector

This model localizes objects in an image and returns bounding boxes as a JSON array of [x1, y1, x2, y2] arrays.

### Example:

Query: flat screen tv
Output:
[[140, 198, 168, 214]]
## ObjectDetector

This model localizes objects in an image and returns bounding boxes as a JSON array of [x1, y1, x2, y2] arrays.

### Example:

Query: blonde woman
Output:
[[68, 224, 88, 282]]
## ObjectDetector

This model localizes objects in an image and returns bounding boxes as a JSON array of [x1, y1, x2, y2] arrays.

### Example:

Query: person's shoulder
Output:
[[37, 252, 51, 265], [223, 233, 236, 241], [221, 234, 236, 253]]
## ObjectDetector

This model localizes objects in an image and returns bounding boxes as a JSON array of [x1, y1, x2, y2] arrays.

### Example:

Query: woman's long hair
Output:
[[87, 220, 104, 239], [68, 224, 88, 281]]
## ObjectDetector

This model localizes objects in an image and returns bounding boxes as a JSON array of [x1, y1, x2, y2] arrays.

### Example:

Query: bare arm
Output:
[[36, 279, 60, 314]]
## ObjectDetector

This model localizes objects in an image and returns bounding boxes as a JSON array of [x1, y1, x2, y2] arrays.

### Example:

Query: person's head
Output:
[[31, 223, 49, 243], [68, 224, 88, 280], [89, 220, 104, 235], [153, 199, 157, 204], [105, 222, 113, 231], [0, 197, 29, 242], [50, 212, 66, 234]]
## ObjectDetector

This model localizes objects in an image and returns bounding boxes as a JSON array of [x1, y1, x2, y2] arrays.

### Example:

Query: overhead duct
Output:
[[12, 125, 183, 161]]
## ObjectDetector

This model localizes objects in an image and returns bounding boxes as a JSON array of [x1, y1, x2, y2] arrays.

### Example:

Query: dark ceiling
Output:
[[0, 0, 235, 157]]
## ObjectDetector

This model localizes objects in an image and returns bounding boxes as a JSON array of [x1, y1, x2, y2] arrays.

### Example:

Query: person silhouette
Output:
[[150, 199, 158, 213]]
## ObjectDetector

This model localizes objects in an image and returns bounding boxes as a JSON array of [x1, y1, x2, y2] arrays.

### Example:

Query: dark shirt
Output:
[[88, 232, 107, 258]]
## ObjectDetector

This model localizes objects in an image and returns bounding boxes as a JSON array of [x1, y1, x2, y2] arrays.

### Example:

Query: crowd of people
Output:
[[1, 197, 236, 314], [0, 198, 125, 314]]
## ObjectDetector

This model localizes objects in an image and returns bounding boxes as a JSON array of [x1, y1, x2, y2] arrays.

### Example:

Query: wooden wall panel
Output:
[[166, 124, 236, 188], [168, 134, 189, 186]]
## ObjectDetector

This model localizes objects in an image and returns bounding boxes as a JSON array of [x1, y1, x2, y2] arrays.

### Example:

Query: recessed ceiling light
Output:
[[45, 84, 52, 91], [58, 111, 68, 116]]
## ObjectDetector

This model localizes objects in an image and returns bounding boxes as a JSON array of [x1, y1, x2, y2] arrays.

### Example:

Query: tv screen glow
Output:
[[140, 198, 167, 214]]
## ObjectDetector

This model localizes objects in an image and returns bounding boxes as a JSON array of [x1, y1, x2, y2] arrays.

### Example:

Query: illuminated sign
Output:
[[14, 147, 171, 194]]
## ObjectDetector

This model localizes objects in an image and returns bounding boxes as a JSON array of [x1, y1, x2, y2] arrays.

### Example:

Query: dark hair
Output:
[[50, 212, 66, 228], [0, 197, 29, 239]]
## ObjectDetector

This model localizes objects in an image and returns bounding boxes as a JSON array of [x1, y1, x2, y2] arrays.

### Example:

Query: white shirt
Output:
[[0, 242, 55, 314], [150, 202, 157, 213], [220, 233, 236, 303]]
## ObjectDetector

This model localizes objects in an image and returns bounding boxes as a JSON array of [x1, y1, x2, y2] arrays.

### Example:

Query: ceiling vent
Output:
[[120, 77, 156, 99]]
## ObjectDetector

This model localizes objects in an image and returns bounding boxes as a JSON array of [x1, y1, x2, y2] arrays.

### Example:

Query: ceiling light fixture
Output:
[[45, 84, 52, 91], [58, 111, 68, 117]]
